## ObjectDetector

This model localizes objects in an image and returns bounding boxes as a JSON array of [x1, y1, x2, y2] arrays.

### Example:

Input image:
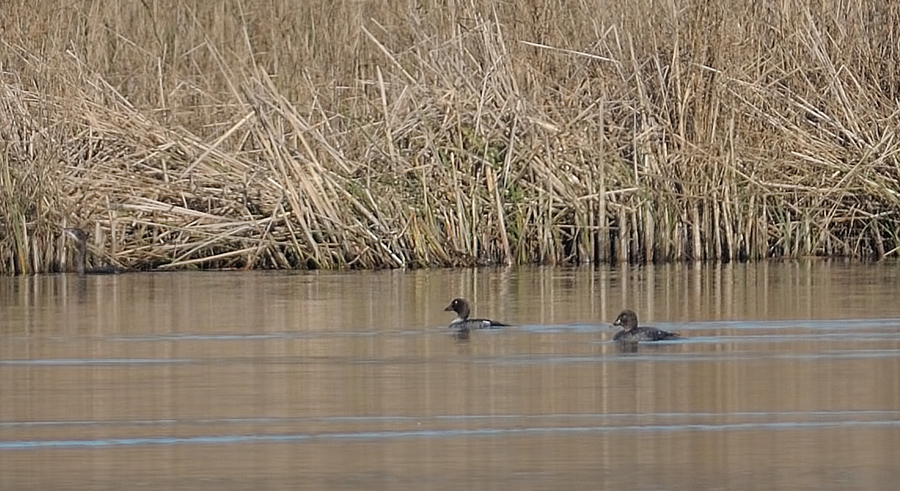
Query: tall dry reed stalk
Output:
[[1, 0, 899, 273]]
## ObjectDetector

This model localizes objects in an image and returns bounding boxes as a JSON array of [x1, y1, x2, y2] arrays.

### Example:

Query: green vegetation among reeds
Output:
[[2, 1, 899, 273]]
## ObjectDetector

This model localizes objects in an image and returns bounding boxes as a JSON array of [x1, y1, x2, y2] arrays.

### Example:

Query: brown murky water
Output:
[[1, 262, 899, 490]]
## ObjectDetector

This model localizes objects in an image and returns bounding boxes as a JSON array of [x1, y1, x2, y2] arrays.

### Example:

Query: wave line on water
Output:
[[0, 358, 195, 366], [105, 329, 439, 342], [3, 410, 898, 429], [2, 419, 899, 451]]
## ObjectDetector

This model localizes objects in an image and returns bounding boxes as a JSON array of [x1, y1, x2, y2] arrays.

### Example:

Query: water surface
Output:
[[1, 262, 899, 489]]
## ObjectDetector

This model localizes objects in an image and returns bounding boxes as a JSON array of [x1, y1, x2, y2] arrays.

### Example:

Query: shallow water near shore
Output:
[[1, 262, 899, 490]]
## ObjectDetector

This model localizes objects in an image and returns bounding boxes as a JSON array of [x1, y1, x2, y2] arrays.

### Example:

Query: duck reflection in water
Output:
[[444, 298, 508, 340], [64, 228, 123, 276], [612, 309, 680, 348]]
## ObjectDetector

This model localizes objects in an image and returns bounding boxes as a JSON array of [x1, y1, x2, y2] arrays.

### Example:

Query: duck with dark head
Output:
[[64, 228, 122, 276], [444, 298, 509, 335], [612, 309, 680, 343]]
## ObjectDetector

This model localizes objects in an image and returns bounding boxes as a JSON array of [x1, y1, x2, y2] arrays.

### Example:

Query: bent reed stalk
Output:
[[1, 0, 899, 274]]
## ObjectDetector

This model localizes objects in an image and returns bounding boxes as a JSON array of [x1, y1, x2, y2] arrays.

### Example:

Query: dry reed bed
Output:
[[1, 0, 899, 273]]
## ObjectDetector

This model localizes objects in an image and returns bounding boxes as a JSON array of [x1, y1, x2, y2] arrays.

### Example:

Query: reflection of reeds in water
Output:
[[2, 1, 899, 273]]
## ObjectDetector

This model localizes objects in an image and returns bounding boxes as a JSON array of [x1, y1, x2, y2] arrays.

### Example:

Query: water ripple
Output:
[[2, 417, 899, 451]]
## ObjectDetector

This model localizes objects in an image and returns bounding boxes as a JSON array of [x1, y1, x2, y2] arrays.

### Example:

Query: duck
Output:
[[612, 309, 679, 342], [64, 228, 123, 276], [444, 298, 509, 332]]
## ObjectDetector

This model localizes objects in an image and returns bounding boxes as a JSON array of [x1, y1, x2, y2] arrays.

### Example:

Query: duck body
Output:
[[612, 309, 679, 342], [612, 325, 679, 342], [444, 298, 509, 331], [449, 318, 509, 331]]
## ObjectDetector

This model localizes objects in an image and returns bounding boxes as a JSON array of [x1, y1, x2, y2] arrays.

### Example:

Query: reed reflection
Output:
[[1, 262, 900, 490]]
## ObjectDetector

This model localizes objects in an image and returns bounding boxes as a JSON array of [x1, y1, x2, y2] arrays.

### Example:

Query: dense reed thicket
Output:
[[1, 0, 899, 273]]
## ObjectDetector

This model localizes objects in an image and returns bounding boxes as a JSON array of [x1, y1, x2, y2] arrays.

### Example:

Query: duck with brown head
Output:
[[444, 298, 509, 333], [612, 309, 680, 343], [64, 228, 122, 276]]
